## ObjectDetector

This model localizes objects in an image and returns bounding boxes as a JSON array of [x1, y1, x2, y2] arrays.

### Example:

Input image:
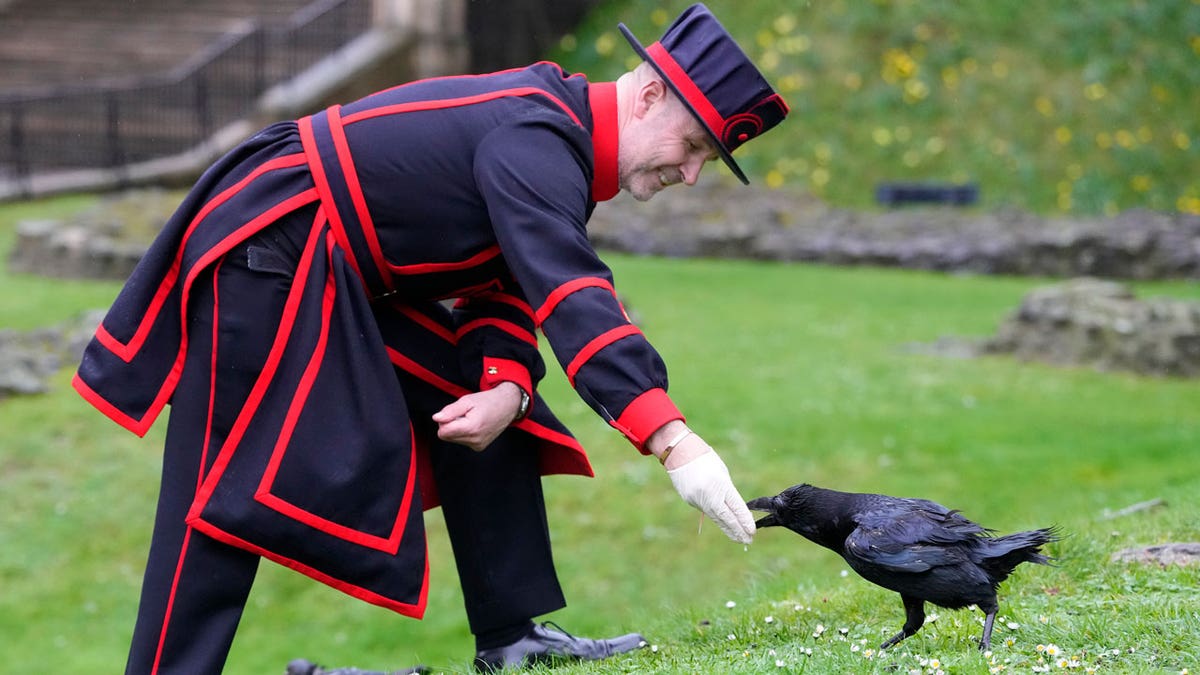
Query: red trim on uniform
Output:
[[188, 217, 326, 521], [188, 518, 430, 618], [342, 87, 582, 128], [200, 260, 222, 488], [388, 245, 502, 276], [79, 187, 320, 438], [299, 115, 368, 286], [72, 373, 152, 436], [479, 292, 537, 321], [327, 104, 393, 292], [610, 387, 685, 452], [250, 239, 418, 553], [588, 81, 619, 202], [395, 305, 458, 344], [92, 153, 308, 363], [457, 317, 537, 347], [384, 346, 589, 477], [536, 276, 616, 325], [388, 346, 472, 398], [151, 526, 196, 674], [646, 42, 727, 139], [480, 356, 533, 398], [565, 324, 643, 385]]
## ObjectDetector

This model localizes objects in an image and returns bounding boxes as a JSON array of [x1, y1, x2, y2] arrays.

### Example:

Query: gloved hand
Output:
[[667, 447, 756, 545]]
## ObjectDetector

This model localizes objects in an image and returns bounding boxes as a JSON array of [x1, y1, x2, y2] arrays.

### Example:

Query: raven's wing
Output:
[[844, 504, 985, 573]]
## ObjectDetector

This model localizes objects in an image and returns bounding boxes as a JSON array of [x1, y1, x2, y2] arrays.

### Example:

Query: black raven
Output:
[[747, 483, 1058, 651]]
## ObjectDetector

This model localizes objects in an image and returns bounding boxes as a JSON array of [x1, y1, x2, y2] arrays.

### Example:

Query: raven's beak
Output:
[[746, 496, 778, 528]]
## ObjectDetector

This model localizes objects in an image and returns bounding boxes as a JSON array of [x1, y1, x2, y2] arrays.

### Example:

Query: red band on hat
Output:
[[646, 41, 726, 140]]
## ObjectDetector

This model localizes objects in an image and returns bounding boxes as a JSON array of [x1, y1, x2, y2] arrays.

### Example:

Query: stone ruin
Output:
[[0, 309, 105, 400], [587, 177, 1200, 280], [978, 277, 1200, 378], [8, 188, 181, 280]]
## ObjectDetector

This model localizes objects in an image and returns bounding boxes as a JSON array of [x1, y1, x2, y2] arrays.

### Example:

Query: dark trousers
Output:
[[124, 234, 565, 675]]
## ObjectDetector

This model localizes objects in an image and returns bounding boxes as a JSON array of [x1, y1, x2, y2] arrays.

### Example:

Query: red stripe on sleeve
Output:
[[565, 323, 643, 385], [536, 276, 616, 325]]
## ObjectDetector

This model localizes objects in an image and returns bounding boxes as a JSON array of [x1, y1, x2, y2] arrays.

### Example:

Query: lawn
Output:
[[1, 196, 1197, 673]]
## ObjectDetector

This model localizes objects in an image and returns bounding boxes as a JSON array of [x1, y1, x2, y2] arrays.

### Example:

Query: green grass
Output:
[[549, 0, 1200, 217], [2, 197, 1198, 673]]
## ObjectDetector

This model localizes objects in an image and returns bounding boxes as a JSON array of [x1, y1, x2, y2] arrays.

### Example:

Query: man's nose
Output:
[[681, 157, 705, 185]]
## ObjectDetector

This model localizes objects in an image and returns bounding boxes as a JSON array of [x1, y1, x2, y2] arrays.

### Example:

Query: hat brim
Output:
[[618, 22, 749, 185]]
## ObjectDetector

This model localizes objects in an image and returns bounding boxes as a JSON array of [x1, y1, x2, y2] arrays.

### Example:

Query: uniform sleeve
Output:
[[473, 116, 684, 452], [451, 288, 544, 408]]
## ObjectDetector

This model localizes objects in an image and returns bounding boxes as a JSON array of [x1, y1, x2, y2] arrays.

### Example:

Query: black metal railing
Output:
[[0, 0, 371, 187]]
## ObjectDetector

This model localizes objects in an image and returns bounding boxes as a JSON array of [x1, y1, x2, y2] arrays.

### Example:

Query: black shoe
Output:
[[473, 621, 648, 672], [285, 658, 429, 675]]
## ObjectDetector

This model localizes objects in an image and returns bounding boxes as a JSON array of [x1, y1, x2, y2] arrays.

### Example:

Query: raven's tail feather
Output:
[[979, 526, 1061, 582]]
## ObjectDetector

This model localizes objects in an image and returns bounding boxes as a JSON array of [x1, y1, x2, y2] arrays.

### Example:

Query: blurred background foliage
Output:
[[551, 0, 1200, 216]]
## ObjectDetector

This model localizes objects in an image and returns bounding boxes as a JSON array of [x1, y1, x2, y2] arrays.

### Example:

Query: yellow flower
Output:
[[883, 48, 918, 82], [814, 142, 833, 164], [991, 61, 1009, 78], [961, 57, 979, 74], [766, 170, 785, 189], [903, 150, 921, 167], [904, 79, 930, 102], [1055, 127, 1072, 145], [595, 32, 616, 56], [651, 8, 669, 27], [872, 127, 893, 146], [1096, 132, 1113, 149], [757, 29, 776, 50], [1035, 96, 1056, 117], [1084, 82, 1107, 100], [1177, 196, 1200, 214], [926, 136, 946, 154], [942, 66, 960, 89], [774, 14, 797, 35], [811, 167, 831, 187], [1115, 129, 1136, 148], [1174, 131, 1191, 150], [1131, 175, 1151, 192]]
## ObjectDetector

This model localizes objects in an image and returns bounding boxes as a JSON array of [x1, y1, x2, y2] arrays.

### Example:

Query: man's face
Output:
[[618, 87, 720, 202]]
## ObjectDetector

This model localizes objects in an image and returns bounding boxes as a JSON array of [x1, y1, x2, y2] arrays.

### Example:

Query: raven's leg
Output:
[[978, 599, 999, 651], [880, 595, 925, 650]]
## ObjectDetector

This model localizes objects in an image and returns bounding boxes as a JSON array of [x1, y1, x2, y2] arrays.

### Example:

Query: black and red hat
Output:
[[618, 3, 790, 184]]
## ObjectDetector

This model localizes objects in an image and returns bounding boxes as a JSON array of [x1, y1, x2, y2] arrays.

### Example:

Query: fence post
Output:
[[105, 91, 123, 171], [8, 101, 30, 196], [195, 72, 212, 143]]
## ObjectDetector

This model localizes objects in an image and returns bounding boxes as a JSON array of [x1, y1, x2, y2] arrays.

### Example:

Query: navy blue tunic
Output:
[[74, 63, 685, 616]]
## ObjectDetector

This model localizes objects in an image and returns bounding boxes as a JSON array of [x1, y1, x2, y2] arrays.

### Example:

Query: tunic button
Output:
[[487, 366, 499, 375]]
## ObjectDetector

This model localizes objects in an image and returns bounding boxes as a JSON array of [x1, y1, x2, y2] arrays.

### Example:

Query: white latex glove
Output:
[[667, 451, 756, 545]]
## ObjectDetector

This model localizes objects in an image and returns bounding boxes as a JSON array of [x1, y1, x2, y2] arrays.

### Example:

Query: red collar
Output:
[[588, 81, 619, 202]]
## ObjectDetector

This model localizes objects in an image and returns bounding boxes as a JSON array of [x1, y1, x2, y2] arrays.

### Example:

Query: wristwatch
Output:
[[515, 388, 531, 421]]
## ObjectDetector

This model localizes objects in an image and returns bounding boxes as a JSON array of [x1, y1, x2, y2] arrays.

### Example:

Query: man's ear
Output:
[[633, 78, 667, 119]]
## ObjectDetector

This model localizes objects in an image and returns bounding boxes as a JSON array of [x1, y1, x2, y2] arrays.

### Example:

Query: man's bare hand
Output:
[[432, 382, 523, 451]]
